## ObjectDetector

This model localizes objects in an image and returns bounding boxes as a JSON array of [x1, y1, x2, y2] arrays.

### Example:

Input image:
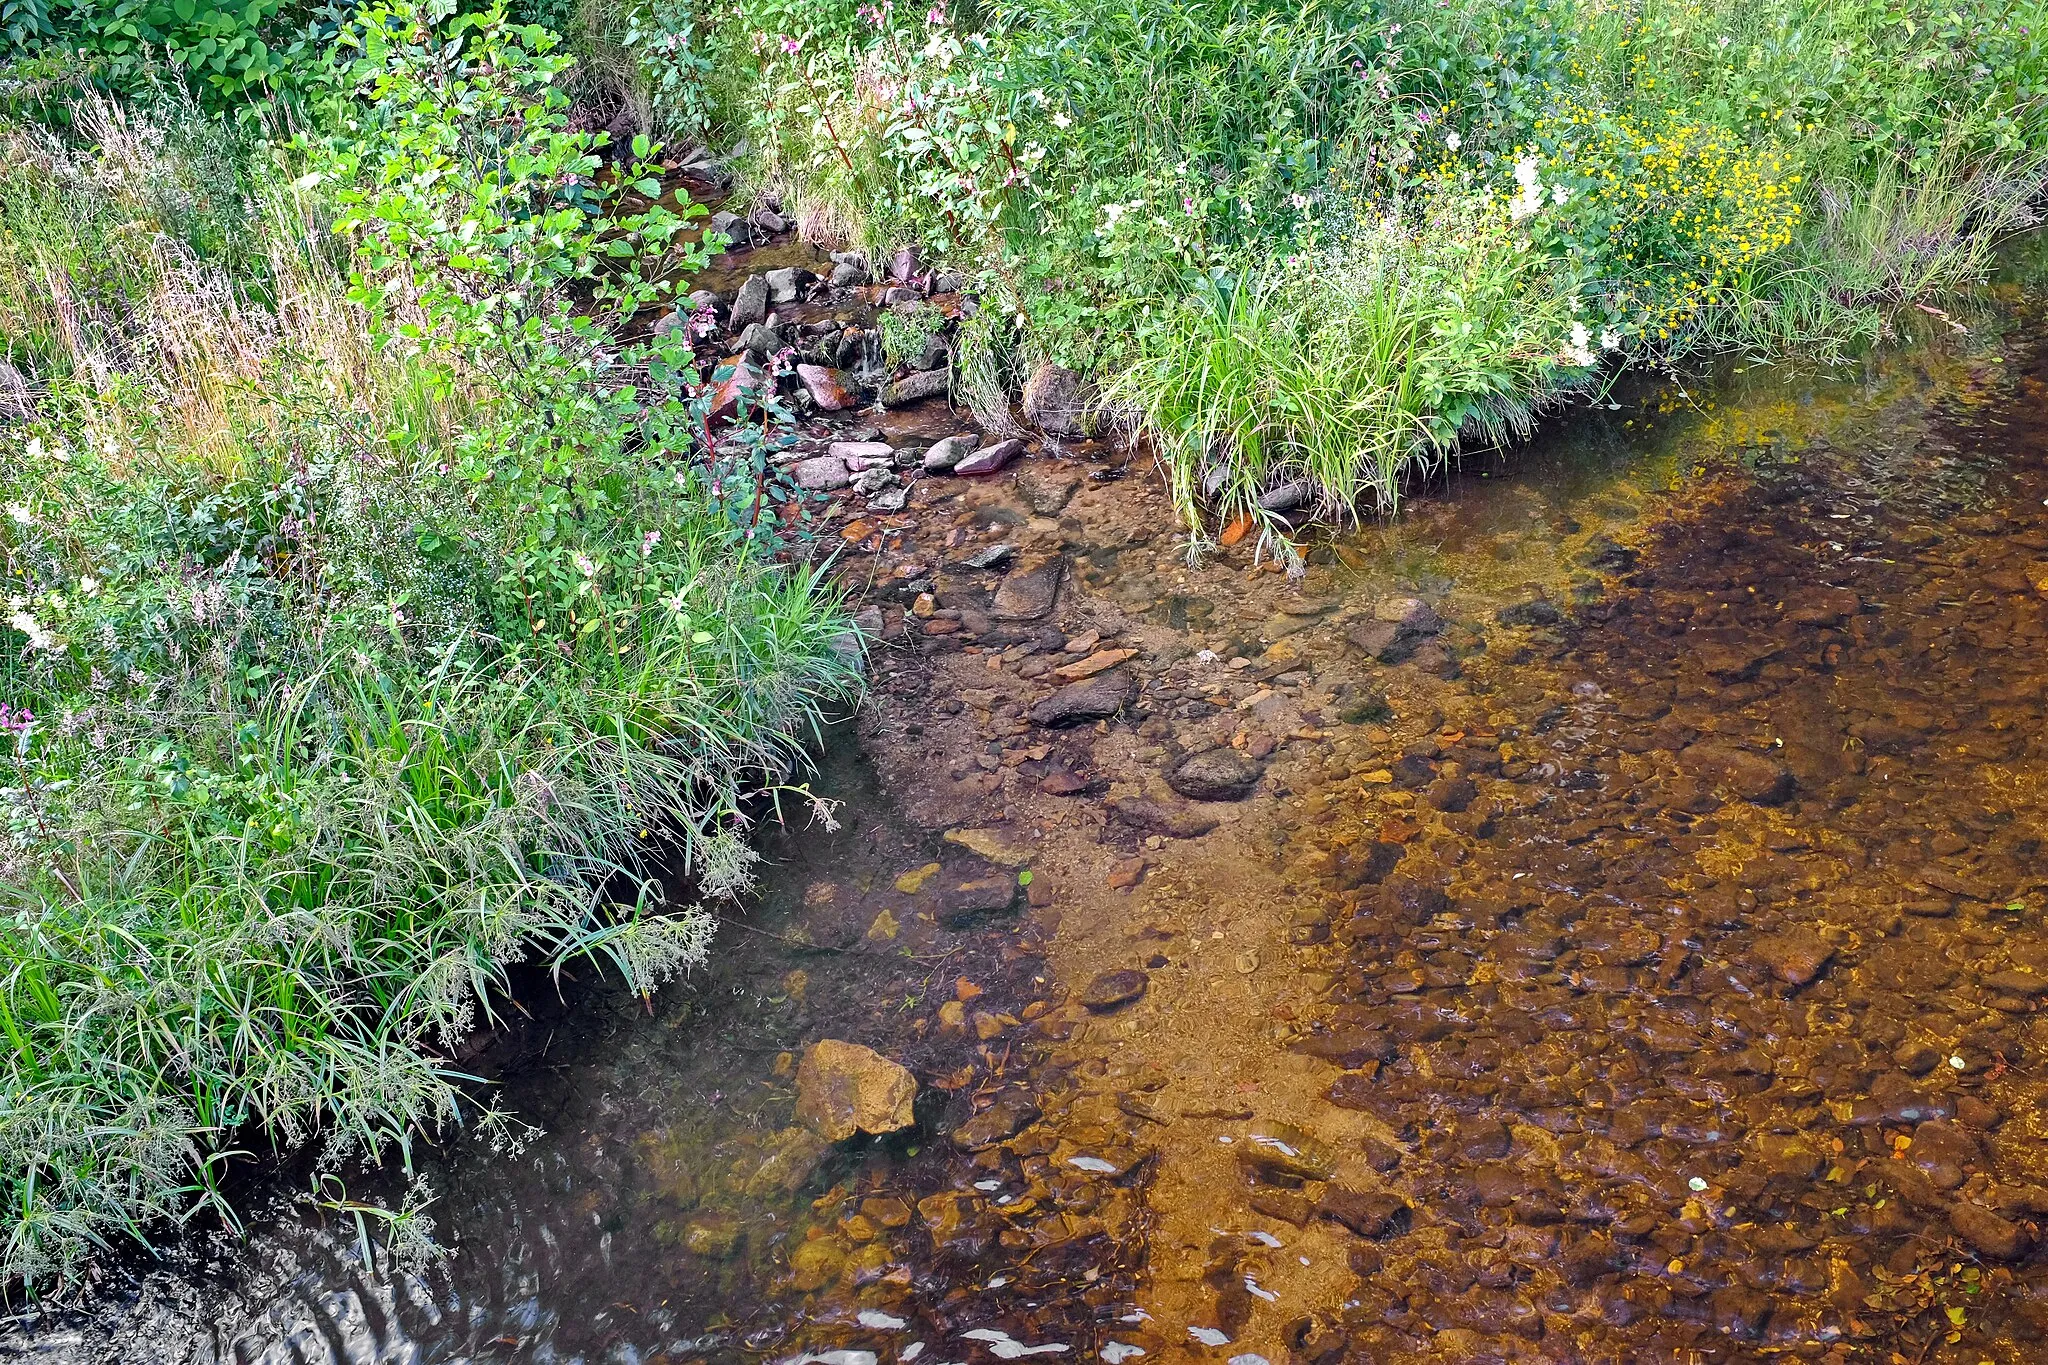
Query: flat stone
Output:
[[952, 1093, 1042, 1151], [1374, 596, 1441, 631], [679, 1211, 744, 1258], [828, 440, 895, 467], [922, 433, 981, 471], [1985, 969, 2048, 997], [797, 364, 858, 410], [1165, 748, 1265, 802], [1319, 1188, 1413, 1239], [1029, 668, 1133, 727], [729, 274, 770, 331], [992, 555, 1064, 620], [1017, 464, 1084, 514], [1241, 1120, 1337, 1181], [936, 872, 1022, 928], [1080, 968, 1149, 1011], [1680, 742, 1795, 804], [1753, 927, 1834, 986], [795, 1040, 918, 1142], [1951, 1201, 2029, 1259], [1781, 585, 1861, 625], [1345, 618, 1418, 664], [881, 369, 950, 406], [954, 438, 1025, 476], [1105, 795, 1219, 838], [792, 455, 851, 491], [1054, 648, 1136, 681]]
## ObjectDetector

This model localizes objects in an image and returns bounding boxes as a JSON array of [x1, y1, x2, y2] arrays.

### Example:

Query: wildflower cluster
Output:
[[1531, 102, 1804, 347]]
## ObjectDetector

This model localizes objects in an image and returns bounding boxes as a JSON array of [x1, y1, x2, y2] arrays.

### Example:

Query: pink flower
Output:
[[780, 34, 800, 53], [925, 3, 944, 20]]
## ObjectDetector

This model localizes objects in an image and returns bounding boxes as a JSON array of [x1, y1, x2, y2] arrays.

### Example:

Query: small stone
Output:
[[1039, 769, 1088, 796], [787, 1236, 844, 1291], [894, 862, 941, 893], [961, 542, 1016, 570], [1063, 629, 1101, 655], [1080, 969, 1149, 1011], [730, 274, 770, 332], [1029, 668, 1134, 727], [1983, 969, 2048, 998], [792, 455, 851, 491], [954, 438, 1025, 476], [1753, 927, 1834, 986], [889, 244, 921, 282], [1496, 599, 1562, 627], [748, 206, 786, 235], [797, 364, 858, 411], [922, 433, 981, 471], [1165, 748, 1265, 802], [1781, 585, 1861, 625], [1319, 1188, 1413, 1239], [937, 873, 1022, 928], [829, 259, 869, 288], [764, 265, 810, 303], [1241, 1120, 1337, 1181], [1681, 742, 1795, 805], [1895, 1040, 1942, 1075], [1107, 856, 1148, 890], [794, 1040, 919, 1142], [868, 485, 910, 512], [851, 466, 896, 496], [708, 355, 767, 420], [1017, 464, 1084, 514]]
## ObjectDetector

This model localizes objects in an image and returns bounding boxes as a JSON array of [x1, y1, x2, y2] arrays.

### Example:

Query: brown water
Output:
[[14, 289, 2048, 1363]]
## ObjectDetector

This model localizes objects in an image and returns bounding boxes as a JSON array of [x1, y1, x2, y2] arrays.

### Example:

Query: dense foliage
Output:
[[620, 0, 2048, 536], [0, 1, 856, 1284]]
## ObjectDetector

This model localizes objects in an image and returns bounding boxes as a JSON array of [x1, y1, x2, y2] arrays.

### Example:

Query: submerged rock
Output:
[[1165, 748, 1264, 801], [1029, 668, 1134, 726], [795, 1040, 918, 1142], [1080, 968, 1149, 1011]]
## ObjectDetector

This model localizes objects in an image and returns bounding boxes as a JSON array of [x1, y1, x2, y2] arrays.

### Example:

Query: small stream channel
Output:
[[13, 270, 2048, 1363]]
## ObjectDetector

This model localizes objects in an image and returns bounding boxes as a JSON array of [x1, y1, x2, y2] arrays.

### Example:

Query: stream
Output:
[[12, 272, 2048, 1363]]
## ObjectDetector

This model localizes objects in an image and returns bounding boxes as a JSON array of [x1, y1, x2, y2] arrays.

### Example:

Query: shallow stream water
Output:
[[14, 284, 2048, 1363]]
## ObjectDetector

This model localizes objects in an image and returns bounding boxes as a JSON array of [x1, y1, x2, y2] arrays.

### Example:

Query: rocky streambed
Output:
[[16, 233, 2048, 1365]]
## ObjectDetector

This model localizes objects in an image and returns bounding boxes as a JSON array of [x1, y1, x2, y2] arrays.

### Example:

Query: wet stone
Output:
[[1319, 1187, 1413, 1239], [1017, 463, 1084, 515], [992, 556, 1065, 620], [1497, 598, 1563, 627], [1752, 927, 1834, 986], [1165, 748, 1264, 802], [680, 1212, 744, 1259], [1951, 1201, 2029, 1259], [922, 433, 980, 471], [729, 273, 769, 331], [1680, 742, 1795, 804], [1106, 795, 1219, 839], [953, 437, 1025, 476], [1080, 969, 1149, 1011], [1029, 669, 1134, 727], [1241, 1120, 1338, 1182], [793, 455, 851, 491], [795, 1041, 918, 1143], [952, 1093, 1042, 1151]]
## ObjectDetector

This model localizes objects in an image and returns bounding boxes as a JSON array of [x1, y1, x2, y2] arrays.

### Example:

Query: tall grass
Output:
[[625, 0, 2048, 528], [0, 75, 860, 1285]]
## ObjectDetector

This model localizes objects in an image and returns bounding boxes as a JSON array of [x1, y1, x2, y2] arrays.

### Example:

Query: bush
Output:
[[0, 1, 856, 1285]]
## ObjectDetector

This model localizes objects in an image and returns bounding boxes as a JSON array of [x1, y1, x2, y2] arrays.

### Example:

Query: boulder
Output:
[[992, 555, 1064, 620], [1021, 362, 1094, 437], [794, 1039, 918, 1142], [796, 364, 858, 411], [764, 266, 810, 303], [729, 274, 770, 332], [882, 369, 951, 406]]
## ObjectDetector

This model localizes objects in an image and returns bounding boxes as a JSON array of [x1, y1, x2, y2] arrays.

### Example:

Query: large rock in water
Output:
[[795, 1039, 918, 1142], [1166, 748, 1264, 801], [1029, 668, 1134, 727]]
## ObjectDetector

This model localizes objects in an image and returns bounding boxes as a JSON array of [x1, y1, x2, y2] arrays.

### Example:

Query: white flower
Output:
[[1509, 156, 1546, 221], [1051, 110, 1071, 128], [4, 503, 29, 526], [79, 575, 101, 596], [573, 552, 600, 577], [1551, 183, 1571, 205], [1564, 322, 1596, 367], [1445, 131, 1461, 152], [7, 609, 55, 652], [1600, 327, 1622, 351], [1514, 155, 1541, 188]]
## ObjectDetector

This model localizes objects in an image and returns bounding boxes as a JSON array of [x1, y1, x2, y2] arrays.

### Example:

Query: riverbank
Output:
[[23, 258, 2048, 1361]]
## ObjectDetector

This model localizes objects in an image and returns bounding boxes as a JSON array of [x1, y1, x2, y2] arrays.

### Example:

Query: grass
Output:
[[587, 0, 2048, 532], [0, 30, 859, 1287]]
